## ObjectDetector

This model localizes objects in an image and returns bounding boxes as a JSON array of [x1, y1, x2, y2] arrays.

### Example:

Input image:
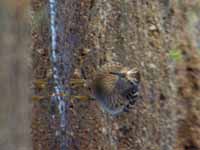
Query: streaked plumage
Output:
[[88, 63, 140, 115]]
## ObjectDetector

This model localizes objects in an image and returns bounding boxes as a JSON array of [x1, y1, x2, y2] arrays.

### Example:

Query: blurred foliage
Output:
[[0, 0, 32, 149], [169, 49, 183, 62], [32, 7, 48, 31]]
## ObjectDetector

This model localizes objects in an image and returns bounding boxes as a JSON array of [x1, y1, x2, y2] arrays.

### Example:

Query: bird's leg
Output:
[[32, 94, 92, 102], [69, 78, 86, 88], [33, 78, 87, 89], [70, 95, 91, 101], [31, 92, 70, 102], [32, 78, 90, 102], [33, 79, 48, 89]]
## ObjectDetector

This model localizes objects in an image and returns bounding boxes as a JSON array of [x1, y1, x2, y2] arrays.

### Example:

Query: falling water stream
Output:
[[49, 0, 69, 149], [49, 1, 118, 149]]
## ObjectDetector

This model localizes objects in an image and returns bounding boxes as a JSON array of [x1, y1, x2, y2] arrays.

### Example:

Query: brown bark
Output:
[[31, 0, 200, 150]]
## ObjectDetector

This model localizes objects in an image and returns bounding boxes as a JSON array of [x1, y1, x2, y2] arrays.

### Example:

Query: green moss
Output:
[[169, 49, 183, 62]]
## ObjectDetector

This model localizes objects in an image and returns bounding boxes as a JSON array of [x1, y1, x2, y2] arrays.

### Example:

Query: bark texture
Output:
[[31, 0, 200, 150]]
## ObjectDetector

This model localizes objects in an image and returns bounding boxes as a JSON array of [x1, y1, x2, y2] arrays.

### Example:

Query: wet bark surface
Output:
[[31, 0, 200, 150]]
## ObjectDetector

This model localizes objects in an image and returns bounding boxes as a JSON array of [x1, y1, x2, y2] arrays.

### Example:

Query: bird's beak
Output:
[[109, 72, 126, 77]]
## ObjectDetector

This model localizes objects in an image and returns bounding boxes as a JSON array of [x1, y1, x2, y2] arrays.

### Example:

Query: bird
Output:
[[86, 62, 140, 115]]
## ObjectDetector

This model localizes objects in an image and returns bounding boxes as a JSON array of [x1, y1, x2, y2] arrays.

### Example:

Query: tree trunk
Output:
[[31, 0, 200, 150]]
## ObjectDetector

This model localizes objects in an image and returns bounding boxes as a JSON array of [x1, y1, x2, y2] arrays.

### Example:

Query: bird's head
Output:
[[110, 67, 140, 83]]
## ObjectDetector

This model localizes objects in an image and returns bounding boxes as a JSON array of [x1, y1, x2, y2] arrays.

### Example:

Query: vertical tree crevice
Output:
[[30, 0, 200, 150]]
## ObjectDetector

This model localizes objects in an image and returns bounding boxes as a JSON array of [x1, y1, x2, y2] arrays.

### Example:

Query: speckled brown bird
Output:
[[87, 63, 140, 115]]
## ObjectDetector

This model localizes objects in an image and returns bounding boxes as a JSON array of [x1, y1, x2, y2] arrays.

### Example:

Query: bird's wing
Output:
[[99, 62, 123, 74], [115, 77, 139, 102], [99, 73, 119, 94]]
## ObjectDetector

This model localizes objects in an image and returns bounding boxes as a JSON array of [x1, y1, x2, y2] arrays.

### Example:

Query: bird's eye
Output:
[[88, 87, 92, 91]]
